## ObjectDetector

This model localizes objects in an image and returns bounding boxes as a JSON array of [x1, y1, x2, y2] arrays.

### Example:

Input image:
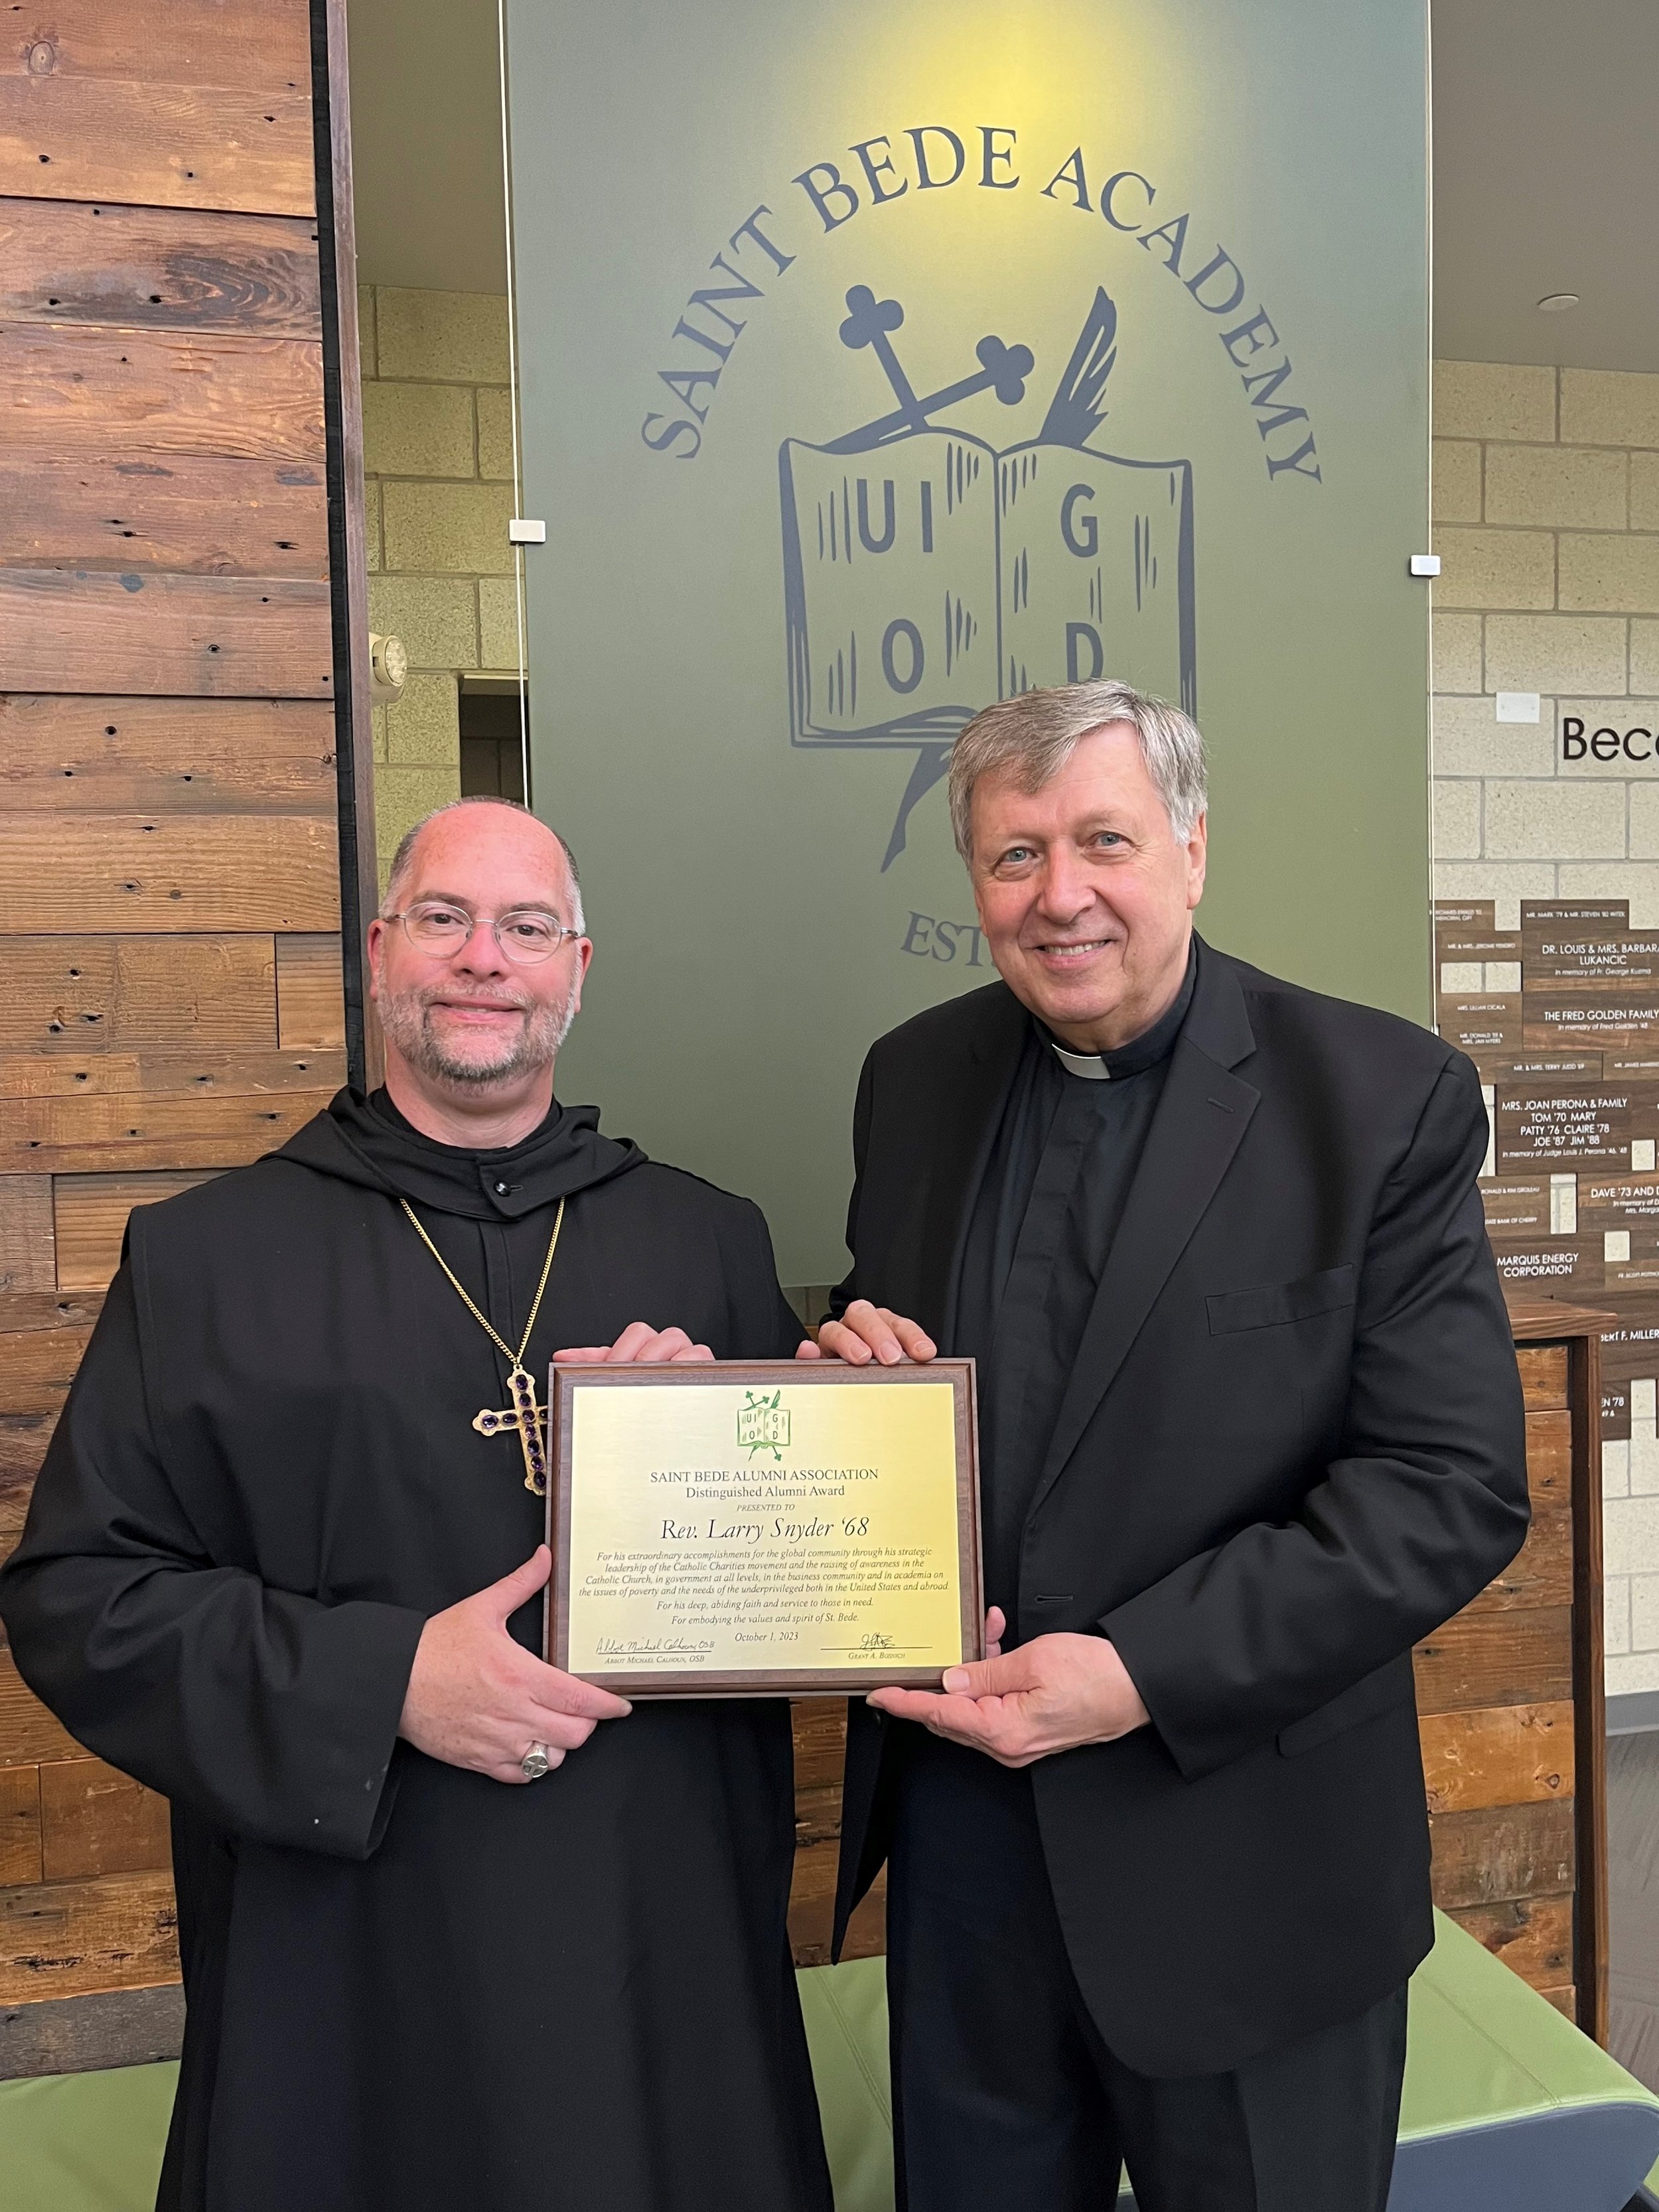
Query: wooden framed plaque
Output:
[[547, 1359, 982, 1696]]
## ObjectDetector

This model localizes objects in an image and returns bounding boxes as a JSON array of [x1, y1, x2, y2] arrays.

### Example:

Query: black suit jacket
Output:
[[831, 940, 1528, 2077]]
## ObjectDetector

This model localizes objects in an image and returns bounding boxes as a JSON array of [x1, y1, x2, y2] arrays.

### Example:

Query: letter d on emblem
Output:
[[1066, 622, 1104, 682]]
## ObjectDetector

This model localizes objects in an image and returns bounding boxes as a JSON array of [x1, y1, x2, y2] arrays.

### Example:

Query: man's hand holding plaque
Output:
[[867, 1628, 1150, 1765], [811, 1299, 1151, 1764]]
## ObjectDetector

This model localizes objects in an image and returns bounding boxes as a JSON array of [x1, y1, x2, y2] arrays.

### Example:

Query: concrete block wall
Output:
[[359, 286, 520, 883], [1433, 360, 1659, 929], [1431, 357, 1659, 1697]]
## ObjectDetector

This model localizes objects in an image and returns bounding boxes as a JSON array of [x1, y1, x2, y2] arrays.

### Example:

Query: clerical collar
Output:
[[1039, 943, 1198, 1081]]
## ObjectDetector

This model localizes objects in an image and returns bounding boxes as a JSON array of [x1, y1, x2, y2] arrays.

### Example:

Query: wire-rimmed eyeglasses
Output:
[[384, 900, 584, 966]]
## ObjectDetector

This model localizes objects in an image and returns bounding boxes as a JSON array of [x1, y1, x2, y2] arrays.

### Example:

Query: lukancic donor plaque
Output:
[[547, 1361, 982, 1695]]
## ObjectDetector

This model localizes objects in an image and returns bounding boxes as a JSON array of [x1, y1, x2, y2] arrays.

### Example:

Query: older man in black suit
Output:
[[816, 680, 1529, 2212]]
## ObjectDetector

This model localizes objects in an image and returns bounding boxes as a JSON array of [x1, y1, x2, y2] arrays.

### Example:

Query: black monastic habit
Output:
[[0, 1091, 832, 2212]]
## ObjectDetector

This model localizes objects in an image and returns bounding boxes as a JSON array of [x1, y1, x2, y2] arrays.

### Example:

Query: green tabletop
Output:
[[5, 1913, 1659, 2212]]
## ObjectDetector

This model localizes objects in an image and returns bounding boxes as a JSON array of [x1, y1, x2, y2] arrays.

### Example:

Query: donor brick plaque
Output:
[[1437, 895, 1659, 1477]]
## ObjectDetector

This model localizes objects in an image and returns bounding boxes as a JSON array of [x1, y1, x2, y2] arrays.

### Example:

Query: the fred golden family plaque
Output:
[[547, 1361, 982, 1695]]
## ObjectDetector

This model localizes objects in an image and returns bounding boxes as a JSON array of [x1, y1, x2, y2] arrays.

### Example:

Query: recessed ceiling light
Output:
[[1537, 293, 1580, 313]]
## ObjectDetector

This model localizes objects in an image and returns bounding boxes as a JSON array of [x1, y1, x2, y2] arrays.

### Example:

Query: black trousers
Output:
[[885, 1733, 1408, 2212]]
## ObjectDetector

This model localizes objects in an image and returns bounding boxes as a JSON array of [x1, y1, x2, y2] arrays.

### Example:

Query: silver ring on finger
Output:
[[521, 1741, 553, 1782]]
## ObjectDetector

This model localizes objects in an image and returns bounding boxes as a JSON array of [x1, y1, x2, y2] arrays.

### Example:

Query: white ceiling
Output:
[[346, 0, 509, 297], [345, 0, 1659, 370], [1432, 0, 1659, 370]]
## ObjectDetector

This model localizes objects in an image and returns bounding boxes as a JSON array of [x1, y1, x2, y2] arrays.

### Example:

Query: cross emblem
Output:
[[472, 1364, 549, 1497], [825, 285, 1034, 455]]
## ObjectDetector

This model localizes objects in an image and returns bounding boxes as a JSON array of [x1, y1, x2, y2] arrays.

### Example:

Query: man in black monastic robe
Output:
[[0, 798, 845, 2212]]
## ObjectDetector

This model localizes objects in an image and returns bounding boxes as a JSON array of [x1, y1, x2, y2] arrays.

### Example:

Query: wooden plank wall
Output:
[[1419, 1343, 1579, 2016], [0, 0, 352, 2069]]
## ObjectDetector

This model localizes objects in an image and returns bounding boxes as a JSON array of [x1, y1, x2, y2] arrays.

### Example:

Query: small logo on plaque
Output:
[[737, 1388, 790, 1459]]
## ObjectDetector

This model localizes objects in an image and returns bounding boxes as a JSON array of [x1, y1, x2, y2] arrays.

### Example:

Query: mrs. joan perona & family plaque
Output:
[[548, 1361, 982, 1695]]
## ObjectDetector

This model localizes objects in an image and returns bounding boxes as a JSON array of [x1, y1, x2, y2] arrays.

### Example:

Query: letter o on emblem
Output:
[[882, 617, 925, 694]]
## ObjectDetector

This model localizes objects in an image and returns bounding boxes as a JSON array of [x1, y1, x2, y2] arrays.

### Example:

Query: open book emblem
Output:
[[780, 285, 1197, 869], [737, 1388, 790, 1459]]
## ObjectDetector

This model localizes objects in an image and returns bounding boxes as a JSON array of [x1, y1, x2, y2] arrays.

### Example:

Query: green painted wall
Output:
[[506, 0, 1431, 1283]]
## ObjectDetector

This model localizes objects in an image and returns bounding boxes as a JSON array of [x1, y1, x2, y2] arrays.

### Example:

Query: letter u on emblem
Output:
[[856, 478, 897, 553]]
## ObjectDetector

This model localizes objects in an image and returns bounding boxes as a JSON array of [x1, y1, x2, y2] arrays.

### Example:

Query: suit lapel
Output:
[[912, 986, 1027, 1345], [1027, 947, 1260, 1513]]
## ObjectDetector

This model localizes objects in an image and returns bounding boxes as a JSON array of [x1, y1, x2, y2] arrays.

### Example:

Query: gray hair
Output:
[[947, 680, 1208, 861], [380, 796, 585, 933]]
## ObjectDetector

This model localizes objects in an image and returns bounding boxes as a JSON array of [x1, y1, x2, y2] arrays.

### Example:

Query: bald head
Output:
[[367, 797, 593, 1134], [382, 798, 583, 934]]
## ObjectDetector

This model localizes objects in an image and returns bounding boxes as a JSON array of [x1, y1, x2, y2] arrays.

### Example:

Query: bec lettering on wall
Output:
[[1563, 718, 1657, 766]]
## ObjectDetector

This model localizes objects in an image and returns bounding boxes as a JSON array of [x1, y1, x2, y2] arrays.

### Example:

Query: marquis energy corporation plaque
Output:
[[548, 1361, 982, 1695]]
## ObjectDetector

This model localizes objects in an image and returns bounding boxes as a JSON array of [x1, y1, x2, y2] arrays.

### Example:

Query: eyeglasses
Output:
[[385, 901, 583, 966]]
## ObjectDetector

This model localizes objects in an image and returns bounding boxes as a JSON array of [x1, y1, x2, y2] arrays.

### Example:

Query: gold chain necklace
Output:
[[399, 1196, 565, 1496]]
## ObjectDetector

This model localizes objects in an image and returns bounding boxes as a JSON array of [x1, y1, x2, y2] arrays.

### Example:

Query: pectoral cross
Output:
[[473, 1365, 549, 1497]]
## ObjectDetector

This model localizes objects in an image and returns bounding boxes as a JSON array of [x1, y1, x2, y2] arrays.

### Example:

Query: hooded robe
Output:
[[0, 1090, 832, 2212]]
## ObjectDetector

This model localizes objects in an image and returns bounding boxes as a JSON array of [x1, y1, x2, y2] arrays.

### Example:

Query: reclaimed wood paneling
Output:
[[4, 936, 277, 1053], [53, 1173, 218, 1293], [0, 1983, 184, 2079], [787, 1700, 885, 1967], [0, 698, 334, 812], [790, 1699, 845, 1794], [0, 198, 320, 336], [39, 1760, 169, 1882], [1412, 1606, 1573, 1713], [1428, 1798, 1577, 1911], [0, 1766, 42, 1885], [1517, 1345, 1569, 1411], [0, 1177, 54, 1290], [0, 570, 331, 698], [0, 1293, 104, 1332], [0, 1653, 85, 1769], [0, 1415, 55, 1568], [0, 0, 368, 2065], [0, 456, 327, 579], [0, 1087, 331, 1173], [0, 818, 338, 933], [1522, 1409, 1571, 1497], [1449, 1893, 1574, 1986], [1419, 1701, 1575, 1814], [0, 83, 313, 218], [0, 325, 322, 461], [1466, 1503, 1573, 1612], [0, 1868, 179, 2004], [0, 1410, 54, 1485], [0, 1325, 96, 1415], [788, 1842, 885, 1971], [276, 934, 346, 1049], [0, 1052, 342, 1100], [0, 3, 313, 90]]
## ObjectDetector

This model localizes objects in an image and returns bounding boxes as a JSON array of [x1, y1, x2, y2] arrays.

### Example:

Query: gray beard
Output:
[[376, 974, 581, 1090]]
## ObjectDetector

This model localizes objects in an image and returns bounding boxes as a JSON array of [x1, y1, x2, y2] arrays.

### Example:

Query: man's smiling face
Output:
[[968, 719, 1207, 1054], [367, 806, 591, 1096]]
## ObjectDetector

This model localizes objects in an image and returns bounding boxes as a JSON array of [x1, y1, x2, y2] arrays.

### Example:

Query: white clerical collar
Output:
[[1050, 1043, 1111, 1080]]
